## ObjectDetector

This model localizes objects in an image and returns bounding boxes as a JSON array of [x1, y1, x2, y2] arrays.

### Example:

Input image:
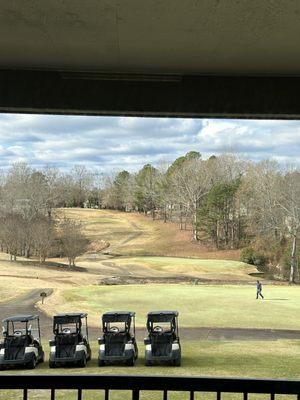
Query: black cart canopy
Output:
[[53, 313, 87, 325], [147, 311, 178, 323], [2, 315, 39, 323], [102, 311, 135, 323]]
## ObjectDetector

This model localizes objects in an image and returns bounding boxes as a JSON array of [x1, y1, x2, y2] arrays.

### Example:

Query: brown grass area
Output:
[[56, 208, 240, 260]]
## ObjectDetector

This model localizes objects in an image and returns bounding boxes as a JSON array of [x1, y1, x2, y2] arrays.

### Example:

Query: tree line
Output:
[[100, 152, 300, 283], [0, 155, 299, 281]]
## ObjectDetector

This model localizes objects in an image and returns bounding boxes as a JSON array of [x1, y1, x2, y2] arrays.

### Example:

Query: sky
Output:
[[0, 113, 299, 172]]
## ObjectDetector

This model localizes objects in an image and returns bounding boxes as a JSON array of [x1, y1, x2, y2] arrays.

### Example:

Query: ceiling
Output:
[[0, 0, 300, 76]]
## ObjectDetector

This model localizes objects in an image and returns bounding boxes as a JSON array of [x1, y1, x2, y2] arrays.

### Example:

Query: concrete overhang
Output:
[[0, 1, 300, 117], [1, 0, 300, 75]]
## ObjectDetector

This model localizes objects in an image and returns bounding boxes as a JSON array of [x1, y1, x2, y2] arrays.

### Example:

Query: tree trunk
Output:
[[47, 209, 52, 221], [231, 224, 235, 249], [179, 204, 183, 230], [68, 258, 72, 269], [215, 221, 219, 249], [193, 207, 198, 241], [25, 246, 30, 258], [151, 208, 155, 221], [289, 234, 297, 284]]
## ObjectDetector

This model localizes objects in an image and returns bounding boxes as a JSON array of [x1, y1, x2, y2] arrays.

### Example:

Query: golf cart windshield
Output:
[[2, 315, 40, 341], [147, 312, 178, 334], [102, 312, 135, 334], [53, 314, 88, 338]]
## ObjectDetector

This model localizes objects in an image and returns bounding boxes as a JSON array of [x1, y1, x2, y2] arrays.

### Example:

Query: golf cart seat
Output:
[[4, 336, 27, 360], [150, 331, 174, 357], [104, 330, 131, 356], [55, 333, 78, 358]]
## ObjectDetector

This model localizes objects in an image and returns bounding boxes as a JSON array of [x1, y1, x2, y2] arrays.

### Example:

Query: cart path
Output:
[[1, 289, 300, 341], [0, 288, 53, 336]]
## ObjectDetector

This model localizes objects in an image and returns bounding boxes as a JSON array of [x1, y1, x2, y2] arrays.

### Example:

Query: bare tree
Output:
[[59, 218, 88, 268], [171, 157, 212, 241], [32, 217, 55, 263], [0, 213, 23, 261]]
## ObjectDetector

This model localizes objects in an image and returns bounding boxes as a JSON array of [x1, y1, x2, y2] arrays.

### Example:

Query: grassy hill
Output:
[[57, 208, 241, 259]]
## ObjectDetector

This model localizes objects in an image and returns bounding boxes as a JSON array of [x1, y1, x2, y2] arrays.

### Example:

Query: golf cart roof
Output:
[[53, 313, 87, 324], [147, 311, 179, 322], [102, 311, 135, 323], [2, 315, 39, 323]]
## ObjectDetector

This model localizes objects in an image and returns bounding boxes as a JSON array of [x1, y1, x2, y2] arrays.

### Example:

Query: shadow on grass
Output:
[[263, 299, 289, 301]]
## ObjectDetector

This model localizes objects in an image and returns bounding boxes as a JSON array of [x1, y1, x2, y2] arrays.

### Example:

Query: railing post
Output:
[[105, 389, 109, 400], [51, 388, 55, 400], [132, 389, 139, 400], [217, 392, 221, 400], [190, 391, 194, 400], [243, 393, 248, 400], [23, 389, 28, 400], [270, 394, 275, 400], [77, 388, 82, 400], [163, 389, 168, 400]]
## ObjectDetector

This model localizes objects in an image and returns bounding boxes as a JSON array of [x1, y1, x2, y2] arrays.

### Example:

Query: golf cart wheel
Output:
[[173, 358, 181, 367], [126, 357, 135, 366], [27, 355, 37, 369], [40, 351, 45, 363], [78, 354, 87, 368], [98, 359, 105, 367], [49, 361, 56, 369]]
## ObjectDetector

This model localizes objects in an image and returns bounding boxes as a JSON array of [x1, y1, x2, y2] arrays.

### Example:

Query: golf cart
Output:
[[49, 313, 91, 368], [98, 311, 138, 366], [144, 311, 181, 366], [0, 315, 44, 370]]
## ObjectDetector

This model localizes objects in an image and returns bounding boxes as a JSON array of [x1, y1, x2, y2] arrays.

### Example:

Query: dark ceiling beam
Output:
[[0, 69, 300, 119]]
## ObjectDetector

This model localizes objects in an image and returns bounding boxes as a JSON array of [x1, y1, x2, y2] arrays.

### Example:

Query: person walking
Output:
[[256, 280, 264, 299]]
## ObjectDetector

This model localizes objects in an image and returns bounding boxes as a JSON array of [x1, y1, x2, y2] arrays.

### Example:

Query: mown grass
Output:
[[42, 284, 299, 330], [2, 340, 300, 399]]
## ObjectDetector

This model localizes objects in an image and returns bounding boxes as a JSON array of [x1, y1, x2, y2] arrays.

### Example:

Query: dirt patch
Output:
[[86, 239, 110, 253], [98, 275, 283, 286]]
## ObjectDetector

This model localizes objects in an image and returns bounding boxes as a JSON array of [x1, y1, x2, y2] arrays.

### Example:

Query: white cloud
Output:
[[0, 114, 298, 171]]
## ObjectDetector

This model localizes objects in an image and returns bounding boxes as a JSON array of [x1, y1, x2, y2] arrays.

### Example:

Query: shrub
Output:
[[240, 247, 267, 270]]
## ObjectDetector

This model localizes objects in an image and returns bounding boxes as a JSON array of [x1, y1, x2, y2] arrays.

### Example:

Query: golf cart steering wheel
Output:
[[153, 326, 163, 333], [62, 328, 71, 334], [110, 326, 119, 333], [14, 330, 23, 336]]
